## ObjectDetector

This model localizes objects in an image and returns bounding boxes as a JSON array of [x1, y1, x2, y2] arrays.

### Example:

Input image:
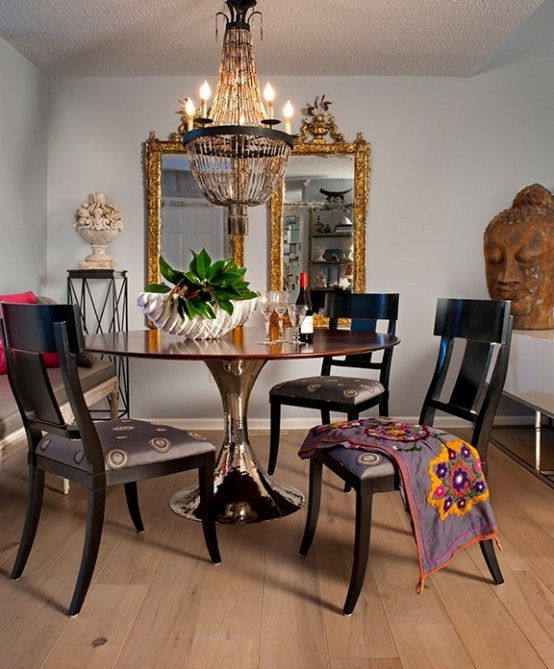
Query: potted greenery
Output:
[[138, 249, 258, 339]]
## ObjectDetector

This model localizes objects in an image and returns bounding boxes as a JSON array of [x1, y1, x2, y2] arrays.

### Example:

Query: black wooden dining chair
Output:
[[299, 298, 512, 615], [0, 302, 221, 616], [268, 292, 399, 475]]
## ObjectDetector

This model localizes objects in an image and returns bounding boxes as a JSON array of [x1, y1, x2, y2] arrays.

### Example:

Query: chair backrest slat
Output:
[[17, 349, 66, 426], [321, 292, 399, 379], [1, 304, 81, 433], [448, 340, 493, 412], [419, 298, 512, 467], [433, 297, 510, 344], [0, 303, 102, 468], [325, 292, 398, 332]]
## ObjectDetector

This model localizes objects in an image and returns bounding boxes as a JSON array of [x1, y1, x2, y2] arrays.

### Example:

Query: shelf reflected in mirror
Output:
[[269, 131, 371, 323]]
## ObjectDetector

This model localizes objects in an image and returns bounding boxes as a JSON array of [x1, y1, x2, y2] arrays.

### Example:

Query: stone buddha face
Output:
[[484, 184, 554, 330]]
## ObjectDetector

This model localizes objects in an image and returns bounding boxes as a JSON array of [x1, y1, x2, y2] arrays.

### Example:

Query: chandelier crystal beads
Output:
[[181, 0, 294, 235]]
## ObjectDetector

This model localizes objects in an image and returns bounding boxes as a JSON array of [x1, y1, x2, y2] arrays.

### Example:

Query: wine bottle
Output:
[[297, 272, 314, 344]]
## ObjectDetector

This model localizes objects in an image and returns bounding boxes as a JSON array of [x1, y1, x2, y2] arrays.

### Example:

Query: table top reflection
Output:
[[85, 326, 400, 361]]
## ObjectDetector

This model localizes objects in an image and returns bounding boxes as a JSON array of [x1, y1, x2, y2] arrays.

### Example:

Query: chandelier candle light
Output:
[[181, 0, 295, 236]]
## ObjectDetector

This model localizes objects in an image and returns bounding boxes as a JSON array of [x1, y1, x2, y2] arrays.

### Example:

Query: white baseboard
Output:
[[144, 414, 537, 432], [2, 413, 535, 466], [3, 415, 532, 442], [0, 426, 25, 450]]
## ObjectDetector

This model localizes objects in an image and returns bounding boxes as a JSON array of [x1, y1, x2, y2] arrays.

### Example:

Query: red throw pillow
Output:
[[0, 292, 59, 373], [0, 290, 37, 306]]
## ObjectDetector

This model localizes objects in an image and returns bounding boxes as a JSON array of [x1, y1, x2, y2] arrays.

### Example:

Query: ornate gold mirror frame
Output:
[[268, 99, 371, 319], [144, 129, 243, 287]]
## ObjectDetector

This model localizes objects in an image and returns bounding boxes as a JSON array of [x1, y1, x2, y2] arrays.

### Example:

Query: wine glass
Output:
[[271, 291, 289, 343], [287, 304, 308, 346], [258, 292, 274, 344]]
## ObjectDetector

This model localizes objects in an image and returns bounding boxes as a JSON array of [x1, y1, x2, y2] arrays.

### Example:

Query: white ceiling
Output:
[[0, 0, 546, 78]]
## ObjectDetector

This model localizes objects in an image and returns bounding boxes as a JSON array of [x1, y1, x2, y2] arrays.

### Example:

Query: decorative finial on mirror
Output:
[[298, 95, 344, 144]]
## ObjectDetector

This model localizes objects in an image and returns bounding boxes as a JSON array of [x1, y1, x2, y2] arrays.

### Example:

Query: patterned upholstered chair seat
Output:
[[38, 418, 214, 471], [270, 376, 385, 406], [323, 444, 396, 479]]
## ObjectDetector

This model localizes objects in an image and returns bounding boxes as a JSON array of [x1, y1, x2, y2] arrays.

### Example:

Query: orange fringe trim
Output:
[[415, 532, 500, 594]]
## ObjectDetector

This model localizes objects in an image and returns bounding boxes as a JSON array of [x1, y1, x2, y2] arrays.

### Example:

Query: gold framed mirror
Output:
[[268, 98, 370, 320], [144, 130, 243, 287]]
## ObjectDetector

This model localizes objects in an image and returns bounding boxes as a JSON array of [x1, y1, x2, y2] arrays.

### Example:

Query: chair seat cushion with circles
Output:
[[324, 444, 396, 480], [270, 376, 385, 406], [38, 418, 214, 471]]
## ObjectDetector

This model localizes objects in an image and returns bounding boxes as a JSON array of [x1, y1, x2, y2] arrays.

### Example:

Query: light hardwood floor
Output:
[[0, 429, 553, 669]]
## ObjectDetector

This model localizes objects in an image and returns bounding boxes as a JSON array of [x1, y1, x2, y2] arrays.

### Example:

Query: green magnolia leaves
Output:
[[144, 248, 257, 320]]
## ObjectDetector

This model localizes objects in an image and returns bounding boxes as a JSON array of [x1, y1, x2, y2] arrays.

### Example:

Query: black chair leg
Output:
[[268, 401, 282, 475], [11, 468, 45, 580], [343, 484, 374, 616], [68, 488, 106, 617], [480, 538, 504, 584], [124, 482, 144, 532], [198, 456, 221, 565], [299, 457, 323, 556], [320, 408, 331, 425]]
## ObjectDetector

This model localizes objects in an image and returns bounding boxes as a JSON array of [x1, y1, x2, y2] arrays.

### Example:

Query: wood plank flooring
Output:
[[0, 428, 553, 669]]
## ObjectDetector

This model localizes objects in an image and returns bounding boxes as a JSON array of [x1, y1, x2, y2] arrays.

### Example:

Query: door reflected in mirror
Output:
[[144, 132, 235, 289], [160, 155, 223, 270]]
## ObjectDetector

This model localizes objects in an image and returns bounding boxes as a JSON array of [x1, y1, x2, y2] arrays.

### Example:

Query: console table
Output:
[[503, 329, 554, 475], [67, 269, 129, 417]]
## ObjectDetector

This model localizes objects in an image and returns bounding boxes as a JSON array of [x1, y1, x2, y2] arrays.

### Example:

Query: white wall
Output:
[[37, 1, 554, 425], [0, 39, 48, 293]]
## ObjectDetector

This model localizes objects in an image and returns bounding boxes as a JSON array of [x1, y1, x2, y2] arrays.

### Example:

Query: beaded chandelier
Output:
[[181, 0, 294, 235]]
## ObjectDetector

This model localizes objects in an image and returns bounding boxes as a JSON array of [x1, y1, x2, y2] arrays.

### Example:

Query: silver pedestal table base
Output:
[[170, 358, 304, 523]]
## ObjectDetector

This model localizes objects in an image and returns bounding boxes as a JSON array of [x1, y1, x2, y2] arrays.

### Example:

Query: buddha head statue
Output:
[[484, 183, 554, 329]]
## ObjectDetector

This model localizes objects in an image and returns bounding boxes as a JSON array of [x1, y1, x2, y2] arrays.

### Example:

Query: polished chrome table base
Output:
[[169, 358, 305, 523], [169, 457, 305, 523]]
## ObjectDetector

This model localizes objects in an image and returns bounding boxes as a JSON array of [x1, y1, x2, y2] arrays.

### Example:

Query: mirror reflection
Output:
[[269, 103, 370, 317], [144, 132, 235, 289], [160, 155, 224, 268], [280, 154, 356, 312]]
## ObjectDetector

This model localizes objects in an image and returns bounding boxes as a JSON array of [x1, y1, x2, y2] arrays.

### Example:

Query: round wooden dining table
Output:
[[86, 326, 400, 524]]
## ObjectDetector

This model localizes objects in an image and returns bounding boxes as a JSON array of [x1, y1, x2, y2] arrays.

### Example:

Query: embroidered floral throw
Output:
[[299, 417, 499, 590]]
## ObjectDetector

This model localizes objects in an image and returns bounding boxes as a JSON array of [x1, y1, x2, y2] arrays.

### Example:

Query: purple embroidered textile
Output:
[[299, 417, 498, 587]]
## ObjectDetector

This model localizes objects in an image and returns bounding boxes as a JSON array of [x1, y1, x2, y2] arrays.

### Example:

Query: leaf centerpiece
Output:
[[138, 249, 258, 339]]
